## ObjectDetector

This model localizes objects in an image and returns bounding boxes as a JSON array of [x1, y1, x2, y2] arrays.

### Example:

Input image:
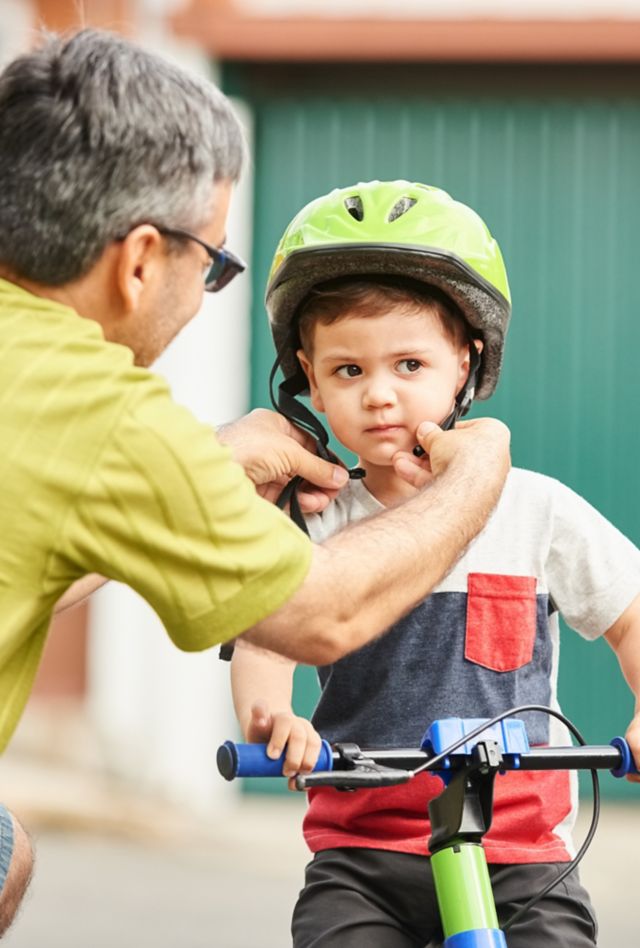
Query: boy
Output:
[[230, 181, 640, 946]]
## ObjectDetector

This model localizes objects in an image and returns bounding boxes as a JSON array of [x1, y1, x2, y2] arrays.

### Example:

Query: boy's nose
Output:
[[362, 378, 397, 409]]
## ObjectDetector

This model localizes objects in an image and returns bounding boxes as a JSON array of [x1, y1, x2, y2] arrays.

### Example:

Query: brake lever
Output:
[[296, 766, 413, 791]]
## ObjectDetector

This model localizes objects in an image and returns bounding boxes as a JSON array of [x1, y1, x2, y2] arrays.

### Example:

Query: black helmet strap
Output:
[[269, 361, 334, 461], [440, 340, 482, 431], [269, 355, 345, 534]]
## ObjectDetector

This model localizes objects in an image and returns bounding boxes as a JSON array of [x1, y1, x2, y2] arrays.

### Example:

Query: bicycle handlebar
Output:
[[217, 734, 638, 786], [217, 738, 334, 780]]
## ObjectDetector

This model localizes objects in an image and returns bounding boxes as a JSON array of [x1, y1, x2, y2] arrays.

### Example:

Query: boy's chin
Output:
[[359, 451, 401, 469]]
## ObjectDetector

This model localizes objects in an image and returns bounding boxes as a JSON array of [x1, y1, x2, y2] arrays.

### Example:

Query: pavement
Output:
[[0, 750, 639, 947]]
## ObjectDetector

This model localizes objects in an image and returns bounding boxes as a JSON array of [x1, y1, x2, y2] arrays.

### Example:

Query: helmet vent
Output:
[[344, 196, 364, 221], [388, 196, 417, 222]]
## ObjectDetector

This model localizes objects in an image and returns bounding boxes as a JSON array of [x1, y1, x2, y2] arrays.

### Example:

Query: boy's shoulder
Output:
[[508, 466, 559, 490], [494, 467, 628, 547], [504, 466, 574, 506]]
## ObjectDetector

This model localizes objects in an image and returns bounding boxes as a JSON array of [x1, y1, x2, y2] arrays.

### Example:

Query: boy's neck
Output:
[[358, 462, 425, 508]]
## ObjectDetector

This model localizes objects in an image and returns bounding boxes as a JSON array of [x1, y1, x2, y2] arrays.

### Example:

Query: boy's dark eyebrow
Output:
[[389, 348, 436, 358], [320, 347, 436, 363], [319, 353, 360, 364]]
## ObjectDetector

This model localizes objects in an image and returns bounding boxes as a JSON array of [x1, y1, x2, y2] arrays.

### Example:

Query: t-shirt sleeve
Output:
[[56, 382, 313, 651], [546, 478, 640, 640]]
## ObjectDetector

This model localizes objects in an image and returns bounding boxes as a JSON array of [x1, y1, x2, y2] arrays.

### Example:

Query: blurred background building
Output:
[[1, 0, 640, 837]]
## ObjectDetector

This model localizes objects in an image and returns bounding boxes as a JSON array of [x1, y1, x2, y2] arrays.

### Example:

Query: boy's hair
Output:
[[296, 277, 477, 358]]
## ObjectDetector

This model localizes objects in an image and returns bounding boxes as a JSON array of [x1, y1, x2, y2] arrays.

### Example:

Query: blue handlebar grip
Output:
[[610, 737, 640, 778], [217, 739, 333, 781]]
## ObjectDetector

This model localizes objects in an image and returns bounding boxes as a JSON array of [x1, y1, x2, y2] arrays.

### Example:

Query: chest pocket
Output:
[[465, 573, 537, 673]]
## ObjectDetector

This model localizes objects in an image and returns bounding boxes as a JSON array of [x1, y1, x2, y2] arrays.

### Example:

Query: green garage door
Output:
[[224, 63, 640, 797]]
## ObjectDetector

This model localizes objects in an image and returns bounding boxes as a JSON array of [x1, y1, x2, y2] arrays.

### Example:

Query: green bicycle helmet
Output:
[[266, 180, 511, 401]]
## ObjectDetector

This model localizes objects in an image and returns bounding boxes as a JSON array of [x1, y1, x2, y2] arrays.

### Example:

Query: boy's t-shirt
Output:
[[0, 278, 312, 753], [302, 469, 640, 864]]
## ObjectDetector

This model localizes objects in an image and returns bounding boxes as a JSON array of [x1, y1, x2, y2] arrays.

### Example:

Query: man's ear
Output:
[[115, 225, 165, 314], [296, 349, 325, 412]]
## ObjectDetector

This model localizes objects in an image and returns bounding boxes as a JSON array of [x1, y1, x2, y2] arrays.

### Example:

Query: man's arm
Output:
[[242, 416, 510, 664], [55, 408, 343, 613], [605, 592, 640, 781], [60, 404, 508, 662]]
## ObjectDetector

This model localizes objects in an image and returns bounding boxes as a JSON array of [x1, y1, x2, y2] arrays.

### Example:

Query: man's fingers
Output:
[[296, 484, 342, 513], [415, 420, 442, 454], [392, 452, 433, 490], [412, 417, 511, 483], [291, 447, 348, 492]]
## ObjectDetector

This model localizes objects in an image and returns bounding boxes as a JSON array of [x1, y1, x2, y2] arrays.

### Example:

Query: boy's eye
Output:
[[335, 364, 361, 378], [397, 359, 422, 375]]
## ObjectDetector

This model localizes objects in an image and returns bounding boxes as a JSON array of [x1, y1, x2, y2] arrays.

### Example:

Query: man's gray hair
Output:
[[0, 29, 246, 285]]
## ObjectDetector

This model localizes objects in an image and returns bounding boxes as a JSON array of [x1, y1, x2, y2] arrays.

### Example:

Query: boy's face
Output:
[[297, 305, 473, 467]]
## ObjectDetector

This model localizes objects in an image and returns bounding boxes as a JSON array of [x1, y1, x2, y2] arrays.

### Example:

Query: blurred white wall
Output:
[[0, 0, 34, 66]]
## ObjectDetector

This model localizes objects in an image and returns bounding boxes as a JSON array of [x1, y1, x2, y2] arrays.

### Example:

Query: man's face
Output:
[[128, 179, 233, 367]]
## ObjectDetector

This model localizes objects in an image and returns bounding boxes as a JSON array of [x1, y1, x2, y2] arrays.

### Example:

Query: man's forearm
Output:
[[245, 425, 509, 664]]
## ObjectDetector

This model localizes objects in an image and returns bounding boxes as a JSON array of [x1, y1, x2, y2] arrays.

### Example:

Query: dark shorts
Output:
[[292, 848, 598, 948], [0, 806, 14, 896]]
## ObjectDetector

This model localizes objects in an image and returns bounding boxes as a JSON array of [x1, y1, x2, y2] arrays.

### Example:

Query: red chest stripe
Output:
[[303, 768, 573, 865]]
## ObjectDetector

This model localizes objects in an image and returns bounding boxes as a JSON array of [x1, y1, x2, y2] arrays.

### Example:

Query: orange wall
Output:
[[34, 0, 136, 35], [173, 1, 640, 62]]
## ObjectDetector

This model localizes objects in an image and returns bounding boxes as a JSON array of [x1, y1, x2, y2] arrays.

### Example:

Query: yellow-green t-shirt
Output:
[[0, 278, 312, 751]]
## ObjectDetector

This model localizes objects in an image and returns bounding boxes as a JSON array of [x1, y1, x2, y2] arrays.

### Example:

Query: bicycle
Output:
[[217, 704, 638, 947]]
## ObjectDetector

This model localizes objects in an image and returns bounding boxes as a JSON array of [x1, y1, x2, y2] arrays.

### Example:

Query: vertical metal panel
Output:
[[231, 65, 640, 797]]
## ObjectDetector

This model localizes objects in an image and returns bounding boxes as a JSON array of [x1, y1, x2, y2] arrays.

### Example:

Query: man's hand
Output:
[[217, 409, 348, 512], [246, 700, 323, 784], [392, 417, 511, 490]]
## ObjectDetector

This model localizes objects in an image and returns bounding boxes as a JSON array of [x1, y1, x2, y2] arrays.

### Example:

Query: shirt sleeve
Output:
[[546, 478, 640, 640], [56, 380, 313, 651]]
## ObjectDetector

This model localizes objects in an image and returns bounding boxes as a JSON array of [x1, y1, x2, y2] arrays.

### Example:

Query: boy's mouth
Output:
[[365, 424, 403, 434]]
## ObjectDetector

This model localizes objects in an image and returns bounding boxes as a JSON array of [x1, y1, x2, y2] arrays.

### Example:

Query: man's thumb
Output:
[[295, 449, 348, 489]]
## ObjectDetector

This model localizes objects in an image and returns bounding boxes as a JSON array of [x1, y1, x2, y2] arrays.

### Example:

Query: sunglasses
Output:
[[157, 227, 246, 292]]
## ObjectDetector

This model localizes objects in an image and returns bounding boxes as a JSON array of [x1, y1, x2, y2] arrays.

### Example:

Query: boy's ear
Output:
[[456, 338, 484, 394], [296, 349, 325, 413]]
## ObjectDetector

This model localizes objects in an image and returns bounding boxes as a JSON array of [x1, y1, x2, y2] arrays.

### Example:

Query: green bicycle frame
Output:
[[431, 842, 506, 947]]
